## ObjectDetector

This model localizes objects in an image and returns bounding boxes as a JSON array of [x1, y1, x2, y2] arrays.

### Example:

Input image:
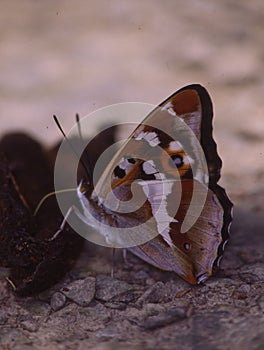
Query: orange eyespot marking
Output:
[[160, 146, 193, 178]]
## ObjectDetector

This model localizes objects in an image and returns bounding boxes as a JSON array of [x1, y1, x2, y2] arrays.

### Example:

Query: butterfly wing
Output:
[[117, 84, 233, 283], [81, 84, 233, 283]]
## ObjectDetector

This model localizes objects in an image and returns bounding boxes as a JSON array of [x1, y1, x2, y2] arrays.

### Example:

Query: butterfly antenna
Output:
[[75, 113, 84, 141], [53, 114, 67, 138], [53, 115, 93, 184], [75, 113, 93, 183], [75, 113, 93, 179]]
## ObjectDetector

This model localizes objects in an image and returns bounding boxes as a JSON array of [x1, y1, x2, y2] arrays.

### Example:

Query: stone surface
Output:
[[95, 275, 135, 302], [50, 291, 67, 311], [138, 307, 187, 330], [61, 277, 96, 307]]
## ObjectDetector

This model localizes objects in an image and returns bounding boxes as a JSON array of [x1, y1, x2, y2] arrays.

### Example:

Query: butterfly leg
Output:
[[123, 248, 132, 266], [111, 248, 116, 278], [123, 248, 127, 263], [51, 204, 100, 241], [49, 206, 75, 240], [122, 248, 133, 269]]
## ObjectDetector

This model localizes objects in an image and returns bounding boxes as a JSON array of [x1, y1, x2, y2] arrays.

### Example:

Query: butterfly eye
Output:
[[171, 154, 184, 168], [183, 242, 191, 251]]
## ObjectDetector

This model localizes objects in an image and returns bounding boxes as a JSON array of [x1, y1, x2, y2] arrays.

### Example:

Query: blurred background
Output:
[[0, 0, 263, 198]]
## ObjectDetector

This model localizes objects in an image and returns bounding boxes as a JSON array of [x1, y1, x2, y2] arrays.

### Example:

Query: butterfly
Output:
[[56, 84, 233, 285]]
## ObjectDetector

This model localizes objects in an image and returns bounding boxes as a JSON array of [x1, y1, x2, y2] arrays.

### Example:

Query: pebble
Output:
[[50, 291, 67, 311], [20, 319, 39, 332], [96, 324, 120, 341], [139, 307, 186, 330], [95, 275, 133, 302], [61, 277, 96, 307], [136, 281, 165, 305]]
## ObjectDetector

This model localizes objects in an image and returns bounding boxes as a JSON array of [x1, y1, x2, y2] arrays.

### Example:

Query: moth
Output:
[[57, 84, 233, 284]]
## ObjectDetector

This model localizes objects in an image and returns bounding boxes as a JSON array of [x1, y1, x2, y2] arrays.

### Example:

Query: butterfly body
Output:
[[76, 84, 233, 284]]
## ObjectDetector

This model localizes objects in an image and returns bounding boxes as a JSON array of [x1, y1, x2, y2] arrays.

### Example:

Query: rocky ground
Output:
[[0, 205, 263, 350], [0, 1, 264, 349]]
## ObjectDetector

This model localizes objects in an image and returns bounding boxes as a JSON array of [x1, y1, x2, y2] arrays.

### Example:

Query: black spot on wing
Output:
[[114, 166, 126, 179]]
